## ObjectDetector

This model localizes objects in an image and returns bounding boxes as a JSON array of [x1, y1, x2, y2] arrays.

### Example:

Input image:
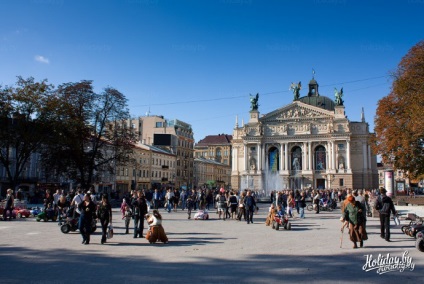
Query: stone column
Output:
[[257, 143, 261, 171], [244, 144, 248, 172], [280, 143, 284, 171], [332, 141, 336, 170], [303, 142, 307, 171], [362, 143, 367, 169], [367, 144, 372, 170], [308, 142, 312, 171], [232, 146, 237, 171], [326, 141, 331, 170], [346, 140, 351, 170], [284, 143, 289, 171]]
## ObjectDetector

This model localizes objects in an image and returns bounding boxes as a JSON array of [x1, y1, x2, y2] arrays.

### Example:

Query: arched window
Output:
[[291, 146, 302, 171], [268, 147, 279, 172], [315, 145, 326, 170]]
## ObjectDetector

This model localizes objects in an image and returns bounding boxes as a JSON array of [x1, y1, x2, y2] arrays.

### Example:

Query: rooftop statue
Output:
[[290, 81, 302, 101], [250, 93, 259, 111], [334, 87, 344, 106]]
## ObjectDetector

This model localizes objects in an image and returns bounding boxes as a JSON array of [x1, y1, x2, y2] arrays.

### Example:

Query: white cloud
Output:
[[34, 55, 50, 64]]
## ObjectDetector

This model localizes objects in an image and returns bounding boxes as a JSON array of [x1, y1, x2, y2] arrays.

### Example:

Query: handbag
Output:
[[107, 224, 114, 239], [393, 214, 400, 226]]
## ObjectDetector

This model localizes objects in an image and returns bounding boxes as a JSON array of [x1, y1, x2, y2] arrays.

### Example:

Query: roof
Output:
[[194, 157, 230, 167], [196, 134, 232, 146], [135, 142, 175, 156], [298, 95, 336, 111]]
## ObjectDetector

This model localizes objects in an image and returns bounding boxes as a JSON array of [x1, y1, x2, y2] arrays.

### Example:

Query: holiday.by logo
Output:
[[362, 251, 415, 274]]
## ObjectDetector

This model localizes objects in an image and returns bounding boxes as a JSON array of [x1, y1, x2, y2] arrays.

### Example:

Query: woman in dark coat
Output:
[[78, 193, 97, 245], [342, 195, 368, 249], [97, 194, 112, 244]]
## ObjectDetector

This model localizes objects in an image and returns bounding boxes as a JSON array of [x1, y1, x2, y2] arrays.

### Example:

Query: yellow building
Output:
[[115, 142, 176, 193], [194, 157, 231, 189], [194, 134, 232, 166]]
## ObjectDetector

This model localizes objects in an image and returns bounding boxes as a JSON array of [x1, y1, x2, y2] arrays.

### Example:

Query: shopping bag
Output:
[[107, 224, 114, 239]]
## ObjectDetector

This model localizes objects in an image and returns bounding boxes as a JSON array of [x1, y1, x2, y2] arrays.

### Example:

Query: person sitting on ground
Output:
[[145, 209, 168, 244], [265, 203, 276, 226]]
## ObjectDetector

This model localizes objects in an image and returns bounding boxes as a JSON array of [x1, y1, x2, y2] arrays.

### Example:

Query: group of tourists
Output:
[[120, 189, 168, 243], [340, 187, 397, 249]]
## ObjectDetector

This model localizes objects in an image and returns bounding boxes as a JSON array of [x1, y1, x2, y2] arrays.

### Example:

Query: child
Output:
[[276, 205, 285, 218], [123, 204, 133, 234], [120, 198, 128, 219]]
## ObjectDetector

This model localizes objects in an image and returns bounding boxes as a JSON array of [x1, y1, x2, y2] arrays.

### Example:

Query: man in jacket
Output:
[[244, 190, 256, 224], [377, 188, 397, 242], [132, 191, 148, 238]]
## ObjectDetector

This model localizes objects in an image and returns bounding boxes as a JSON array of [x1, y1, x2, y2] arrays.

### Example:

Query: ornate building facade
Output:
[[231, 77, 379, 192], [194, 134, 232, 166]]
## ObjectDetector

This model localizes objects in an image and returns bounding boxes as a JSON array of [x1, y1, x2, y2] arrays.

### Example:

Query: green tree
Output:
[[0, 77, 53, 190], [41, 81, 136, 189], [373, 41, 424, 178]]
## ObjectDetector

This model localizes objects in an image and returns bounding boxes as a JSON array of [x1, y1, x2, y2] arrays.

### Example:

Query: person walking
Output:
[[123, 204, 133, 234], [97, 194, 112, 244], [244, 190, 256, 224], [3, 189, 14, 221], [299, 191, 306, 219], [237, 191, 246, 221], [376, 188, 397, 242], [173, 188, 180, 212], [287, 191, 295, 218], [78, 193, 97, 245], [186, 189, 196, 219], [294, 190, 301, 215], [313, 190, 321, 214], [132, 191, 148, 238], [228, 192, 238, 219], [152, 188, 161, 210], [342, 195, 367, 248], [216, 191, 227, 220]]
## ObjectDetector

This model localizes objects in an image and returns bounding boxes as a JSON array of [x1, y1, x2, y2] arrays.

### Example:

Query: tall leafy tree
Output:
[[41, 81, 135, 189], [0, 77, 52, 190], [372, 41, 424, 178]]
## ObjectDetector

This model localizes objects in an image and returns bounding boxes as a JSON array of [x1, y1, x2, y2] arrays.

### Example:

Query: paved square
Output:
[[0, 204, 422, 283]]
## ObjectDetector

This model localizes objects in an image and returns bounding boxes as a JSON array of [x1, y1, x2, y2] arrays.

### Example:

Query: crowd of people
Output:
[[1, 184, 401, 250]]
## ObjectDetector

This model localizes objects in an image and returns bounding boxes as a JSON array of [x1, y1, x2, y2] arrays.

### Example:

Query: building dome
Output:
[[298, 95, 336, 111]]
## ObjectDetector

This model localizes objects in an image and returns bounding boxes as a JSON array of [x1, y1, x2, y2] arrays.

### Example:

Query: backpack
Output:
[[380, 202, 391, 215], [245, 196, 253, 208], [374, 196, 382, 210]]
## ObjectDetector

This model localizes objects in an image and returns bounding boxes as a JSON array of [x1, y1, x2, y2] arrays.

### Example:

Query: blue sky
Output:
[[1, 0, 423, 142]]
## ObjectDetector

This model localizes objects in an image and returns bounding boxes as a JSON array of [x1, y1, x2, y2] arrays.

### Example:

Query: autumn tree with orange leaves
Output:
[[372, 41, 424, 178]]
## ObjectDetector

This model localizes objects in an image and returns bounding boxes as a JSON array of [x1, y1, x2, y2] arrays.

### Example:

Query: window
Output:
[[216, 148, 222, 157], [339, 179, 344, 186], [156, 122, 163, 128], [314, 146, 326, 170]]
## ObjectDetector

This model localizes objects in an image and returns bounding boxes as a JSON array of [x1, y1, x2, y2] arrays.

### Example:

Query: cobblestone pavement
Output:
[[0, 204, 422, 284]]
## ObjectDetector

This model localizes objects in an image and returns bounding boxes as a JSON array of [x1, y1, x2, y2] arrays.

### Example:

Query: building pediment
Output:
[[261, 101, 334, 122]]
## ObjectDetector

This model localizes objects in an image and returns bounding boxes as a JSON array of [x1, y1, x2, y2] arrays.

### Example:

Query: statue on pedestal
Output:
[[250, 93, 259, 111], [334, 87, 344, 106], [290, 81, 302, 101]]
